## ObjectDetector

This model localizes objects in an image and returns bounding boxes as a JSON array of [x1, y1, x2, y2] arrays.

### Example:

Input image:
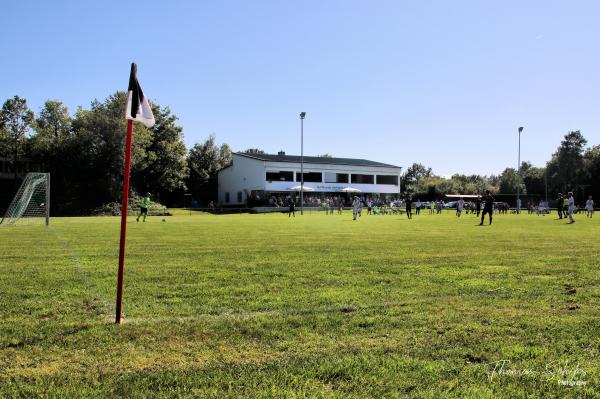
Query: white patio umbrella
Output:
[[340, 187, 361, 193], [289, 185, 314, 191]]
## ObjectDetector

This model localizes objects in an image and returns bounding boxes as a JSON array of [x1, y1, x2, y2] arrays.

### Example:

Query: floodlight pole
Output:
[[300, 112, 306, 215], [517, 127, 523, 213], [544, 167, 548, 204]]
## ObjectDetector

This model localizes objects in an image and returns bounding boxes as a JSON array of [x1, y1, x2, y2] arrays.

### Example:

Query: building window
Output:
[[351, 174, 374, 184], [266, 171, 294, 182], [296, 172, 322, 182], [323, 172, 349, 183], [336, 173, 349, 183], [237, 191, 242, 202], [376, 175, 398, 185], [324, 172, 336, 183], [225, 192, 230, 203]]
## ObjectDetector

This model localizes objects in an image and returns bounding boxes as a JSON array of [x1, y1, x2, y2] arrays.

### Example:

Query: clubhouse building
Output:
[[218, 152, 402, 205]]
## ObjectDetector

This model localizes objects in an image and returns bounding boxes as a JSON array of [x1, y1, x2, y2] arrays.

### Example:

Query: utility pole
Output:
[[517, 126, 524, 213], [300, 112, 306, 215]]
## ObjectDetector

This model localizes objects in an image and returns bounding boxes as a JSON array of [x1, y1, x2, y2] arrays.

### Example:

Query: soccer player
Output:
[[479, 190, 494, 225], [456, 197, 464, 217], [405, 196, 413, 219], [430, 200, 435, 214], [352, 196, 361, 220], [563, 194, 569, 219], [567, 192, 575, 224], [288, 196, 295, 217], [556, 193, 563, 219], [475, 196, 481, 217], [585, 196, 594, 218], [415, 199, 421, 215], [136, 193, 151, 222]]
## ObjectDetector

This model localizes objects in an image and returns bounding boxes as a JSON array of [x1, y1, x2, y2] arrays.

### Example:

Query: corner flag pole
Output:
[[115, 63, 155, 324], [116, 119, 133, 324]]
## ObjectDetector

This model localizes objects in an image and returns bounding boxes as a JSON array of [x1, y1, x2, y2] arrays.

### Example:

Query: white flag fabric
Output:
[[125, 63, 155, 128]]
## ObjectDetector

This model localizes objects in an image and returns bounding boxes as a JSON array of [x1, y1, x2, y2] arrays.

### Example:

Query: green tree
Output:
[[401, 163, 433, 192], [187, 134, 232, 204], [582, 145, 600, 200], [69, 92, 153, 212], [243, 148, 265, 155], [521, 163, 546, 198], [131, 103, 189, 202], [35, 100, 72, 140], [0, 96, 34, 181], [30, 100, 72, 171], [498, 167, 524, 195], [546, 131, 587, 195]]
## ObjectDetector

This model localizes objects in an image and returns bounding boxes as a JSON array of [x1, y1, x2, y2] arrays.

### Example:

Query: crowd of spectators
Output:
[[247, 192, 546, 215]]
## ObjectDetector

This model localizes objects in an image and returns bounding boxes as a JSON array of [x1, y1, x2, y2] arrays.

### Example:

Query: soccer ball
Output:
[[162, 218, 166, 222]]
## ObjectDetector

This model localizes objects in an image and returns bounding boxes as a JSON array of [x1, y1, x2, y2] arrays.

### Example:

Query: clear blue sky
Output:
[[1, 0, 598, 176]]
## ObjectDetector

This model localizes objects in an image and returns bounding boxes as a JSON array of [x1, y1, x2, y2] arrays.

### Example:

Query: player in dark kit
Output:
[[475, 196, 481, 217], [479, 190, 494, 225], [288, 197, 295, 217], [405, 196, 413, 219], [556, 193, 563, 219]]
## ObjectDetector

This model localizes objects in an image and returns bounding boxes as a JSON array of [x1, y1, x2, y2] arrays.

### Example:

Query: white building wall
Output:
[[218, 154, 265, 205], [263, 161, 401, 194], [218, 154, 402, 205]]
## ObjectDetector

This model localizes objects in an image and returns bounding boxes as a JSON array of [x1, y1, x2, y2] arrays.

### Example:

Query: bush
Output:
[[93, 192, 171, 216]]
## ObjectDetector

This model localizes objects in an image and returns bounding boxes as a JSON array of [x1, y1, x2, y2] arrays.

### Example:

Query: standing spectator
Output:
[[415, 199, 422, 215], [430, 200, 435, 214], [367, 199, 373, 215], [585, 196, 594, 218], [479, 190, 494, 226]]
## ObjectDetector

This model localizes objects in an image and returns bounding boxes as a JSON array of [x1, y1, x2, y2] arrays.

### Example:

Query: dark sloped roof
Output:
[[235, 153, 401, 168]]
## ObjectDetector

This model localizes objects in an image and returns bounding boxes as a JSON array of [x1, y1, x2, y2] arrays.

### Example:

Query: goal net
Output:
[[0, 173, 50, 226]]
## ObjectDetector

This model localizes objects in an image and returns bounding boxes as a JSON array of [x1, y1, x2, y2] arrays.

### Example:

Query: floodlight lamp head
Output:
[[518, 126, 524, 133], [299, 112, 306, 119]]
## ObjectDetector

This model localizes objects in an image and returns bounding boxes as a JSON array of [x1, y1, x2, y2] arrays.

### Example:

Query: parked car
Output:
[[444, 201, 457, 209]]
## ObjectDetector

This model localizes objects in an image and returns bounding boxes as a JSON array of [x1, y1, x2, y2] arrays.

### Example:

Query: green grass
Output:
[[1, 211, 599, 398]]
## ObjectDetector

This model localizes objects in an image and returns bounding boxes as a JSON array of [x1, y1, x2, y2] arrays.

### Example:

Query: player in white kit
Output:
[[585, 196, 594, 218], [352, 197, 361, 221], [567, 192, 576, 224], [456, 197, 465, 217]]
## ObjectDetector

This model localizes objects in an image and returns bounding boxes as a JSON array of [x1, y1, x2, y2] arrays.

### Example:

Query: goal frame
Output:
[[0, 172, 50, 226]]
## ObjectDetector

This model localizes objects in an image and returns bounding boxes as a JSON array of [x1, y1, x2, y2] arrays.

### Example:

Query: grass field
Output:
[[1, 210, 599, 398]]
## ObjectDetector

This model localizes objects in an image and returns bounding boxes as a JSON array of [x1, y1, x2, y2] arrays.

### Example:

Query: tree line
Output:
[[1, 93, 598, 214], [0, 94, 236, 215], [401, 130, 599, 203]]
